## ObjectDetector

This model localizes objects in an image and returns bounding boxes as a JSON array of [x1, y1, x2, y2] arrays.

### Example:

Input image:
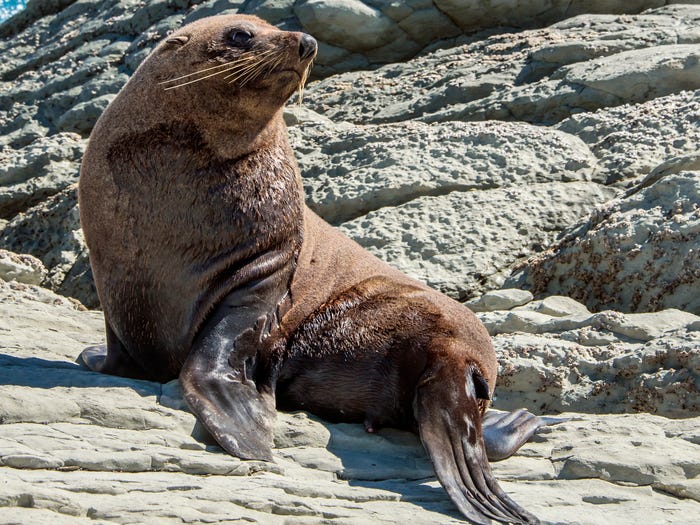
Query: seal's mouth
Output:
[[258, 63, 313, 104]]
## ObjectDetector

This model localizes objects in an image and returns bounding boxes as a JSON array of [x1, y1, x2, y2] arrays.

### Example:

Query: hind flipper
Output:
[[78, 320, 148, 379], [415, 361, 539, 525], [483, 408, 569, 461]]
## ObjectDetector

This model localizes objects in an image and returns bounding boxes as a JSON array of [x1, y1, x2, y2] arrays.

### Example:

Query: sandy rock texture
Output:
[[289, 115, 615, 298], [241, 0, 689, 76], [1, 1, 700, 524], [471, 290, 700, 417], [507, 169, 700, 314], [293, 4, 700, 303], [2, 3, 700, 305], [1, 281, 698, 525]]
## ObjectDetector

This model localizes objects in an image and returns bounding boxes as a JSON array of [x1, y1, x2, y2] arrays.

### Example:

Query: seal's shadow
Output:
[[282, 416, 463, 519], [0, 353, 160, 396]]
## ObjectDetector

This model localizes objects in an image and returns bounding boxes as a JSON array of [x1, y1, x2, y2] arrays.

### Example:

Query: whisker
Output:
[[163, 53, 277, 91], [235, 55, 274, 86], [241, 58, 273, 86], [162, 49, 277, 90], [224, 58, 269, 83], [159, 60, 242, 85], [222, 50, 277, 81], [297, 59, 314, 104], [163, 64, 246, 90]]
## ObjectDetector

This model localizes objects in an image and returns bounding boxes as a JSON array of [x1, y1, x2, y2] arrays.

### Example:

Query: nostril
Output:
[[299, 33, 317, 60]]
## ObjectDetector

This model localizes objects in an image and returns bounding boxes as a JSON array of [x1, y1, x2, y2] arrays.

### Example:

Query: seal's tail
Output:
[[414, 358, 539, 525]]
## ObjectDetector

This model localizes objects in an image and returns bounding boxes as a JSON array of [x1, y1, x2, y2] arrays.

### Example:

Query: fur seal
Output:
[[79, 14, 547, 524]]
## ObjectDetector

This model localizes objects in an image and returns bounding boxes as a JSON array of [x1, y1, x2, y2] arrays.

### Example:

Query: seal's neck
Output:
[[199, 107, 288, 160]]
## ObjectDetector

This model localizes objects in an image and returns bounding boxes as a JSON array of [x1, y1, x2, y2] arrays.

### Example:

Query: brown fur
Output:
[[80, 16, 307, 380]]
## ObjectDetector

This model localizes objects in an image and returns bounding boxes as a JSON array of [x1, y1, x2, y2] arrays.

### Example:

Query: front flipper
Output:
[[415, 361, 538, 525], [180, 312, 276, 461], [483, 409, 570, 462]]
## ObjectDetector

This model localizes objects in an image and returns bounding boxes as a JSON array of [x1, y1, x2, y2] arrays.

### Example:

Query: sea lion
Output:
[[79, 14, 548, 524]]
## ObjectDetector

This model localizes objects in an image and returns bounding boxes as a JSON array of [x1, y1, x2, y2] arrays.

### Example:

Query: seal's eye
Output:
[[229, 30, 253, 47]]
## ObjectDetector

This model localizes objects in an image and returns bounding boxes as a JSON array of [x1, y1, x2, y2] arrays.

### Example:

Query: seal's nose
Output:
[[299, 33, 317, 60]]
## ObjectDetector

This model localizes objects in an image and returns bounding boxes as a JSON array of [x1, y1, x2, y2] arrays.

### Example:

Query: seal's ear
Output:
[[165, 35, 190, 47]]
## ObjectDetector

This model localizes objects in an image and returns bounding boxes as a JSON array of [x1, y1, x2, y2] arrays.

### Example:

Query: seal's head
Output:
[[157, 15, 316, 101], [102, 15, 317, 158]]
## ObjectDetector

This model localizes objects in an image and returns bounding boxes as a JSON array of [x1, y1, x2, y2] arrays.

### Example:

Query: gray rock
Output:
[[506, 171, 700, 314], [55, 93, 117, 135], [241, 0, 684, 75], [340, 181, 615, 300], [515, 295, 592, 317], [305, 5, 700, 127], [0, 249, 47, 285], [433, 0, 670, 30], [477, 302, 700, 416], [291, 118, 602, 224], [0, 282, 698, 524], [558, 91, 700, 185], [0, 132, 85, 218], [0, 186, 97, 308], [466, 289, 534, 312], [555, 44, 700, 102], [289, 116, 614, 299]]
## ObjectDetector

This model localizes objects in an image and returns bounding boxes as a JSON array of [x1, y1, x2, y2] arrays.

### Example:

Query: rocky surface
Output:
[[7, 4, 700, 304], [507, 168, 700, 314], [222, 1, 696, 76], [1, 281, 698, 524], [2, 1, 700, 524], [290, 115, 616, 297], [472, 290, 700, 417]]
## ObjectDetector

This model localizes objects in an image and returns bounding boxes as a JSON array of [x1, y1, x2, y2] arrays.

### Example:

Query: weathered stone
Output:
[[466, 289, 535, 312], [291, 118, 602, 224], [0, 249, 47, 285], [0, 186, 97, 308], [515, 295, 592, 317], [558, 91, 700, 186], [507, 171, 700, 314], [305, 6, 700, 128], [340, 181, 615, 300], [0, 284, 698, 524], [0, 132, 85, 218]]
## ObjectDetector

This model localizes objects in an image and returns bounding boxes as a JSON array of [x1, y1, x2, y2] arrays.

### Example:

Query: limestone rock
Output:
[[506, 170, 700, 314], [0, 132, 85, 218], [247, 0, 683, 76], [290, 118, 602, 224], [0, 249, 47, 285], [516, 295, 592, 317], [0, 186, 97, 308], [0, 283, 698, 524], [466, 289, 534, 312], [288, 114, 614, 299], [305, 5, 700, 130], [339, 181, 615, 300], [472, 292, 700, 417], [432, 0, 672, 31], [558, 90, 700, 186]]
